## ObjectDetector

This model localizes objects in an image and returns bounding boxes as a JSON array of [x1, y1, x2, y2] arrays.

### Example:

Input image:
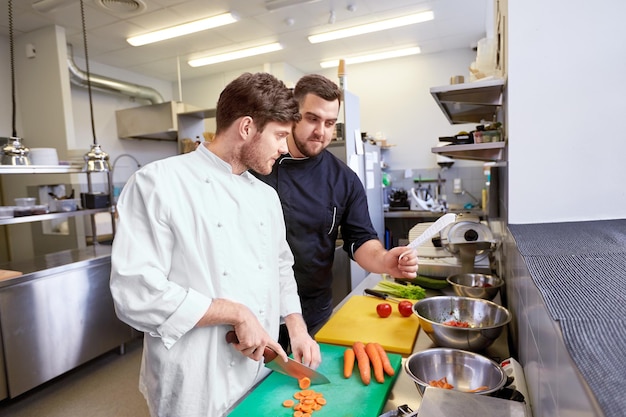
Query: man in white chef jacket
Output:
[[110, 72, 320, 417]]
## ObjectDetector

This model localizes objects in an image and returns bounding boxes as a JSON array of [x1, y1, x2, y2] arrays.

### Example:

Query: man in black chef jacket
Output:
[[253, 74, 418, 344]]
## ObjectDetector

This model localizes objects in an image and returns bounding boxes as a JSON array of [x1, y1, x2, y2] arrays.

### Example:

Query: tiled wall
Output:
[[503, 231, 603, 417], [382, 165, 487, 210]]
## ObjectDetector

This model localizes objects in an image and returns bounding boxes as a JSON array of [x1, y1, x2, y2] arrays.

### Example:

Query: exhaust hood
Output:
[[115, 101, 216, 141]]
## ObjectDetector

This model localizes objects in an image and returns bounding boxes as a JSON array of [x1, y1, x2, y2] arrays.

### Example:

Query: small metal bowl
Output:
[[413, 296, 511, 351], [446, 273, 504, 301], [404, 348, 507, 396]]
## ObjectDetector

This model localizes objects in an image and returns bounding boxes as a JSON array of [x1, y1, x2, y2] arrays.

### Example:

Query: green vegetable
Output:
[[410, 275, 450, 290], [372, 280, 426, 300]]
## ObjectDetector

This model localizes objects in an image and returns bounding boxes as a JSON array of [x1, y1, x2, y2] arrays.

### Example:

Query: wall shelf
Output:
[[431, 142, 506, 162], [430, 78, 505, 124], [0, 208, 110, 226]]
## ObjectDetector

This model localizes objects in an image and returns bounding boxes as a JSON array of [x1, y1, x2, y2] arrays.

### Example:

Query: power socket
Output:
[[453, 178, 462, 194]]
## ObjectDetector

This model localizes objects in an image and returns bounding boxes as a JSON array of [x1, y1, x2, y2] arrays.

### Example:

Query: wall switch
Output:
[[453, 178, 462, 194]]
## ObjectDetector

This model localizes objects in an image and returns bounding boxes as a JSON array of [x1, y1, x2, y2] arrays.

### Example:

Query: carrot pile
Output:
[[344, 341, 395, 385], [282, 389, 327, 416]]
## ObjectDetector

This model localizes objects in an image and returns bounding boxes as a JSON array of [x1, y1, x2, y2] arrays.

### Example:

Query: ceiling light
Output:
[[308, 11, 434, 44], [127, 12, 238, 46], [265, 0, 322, 11], [188, 43, 283, 67], [320, 47, 421, 68]]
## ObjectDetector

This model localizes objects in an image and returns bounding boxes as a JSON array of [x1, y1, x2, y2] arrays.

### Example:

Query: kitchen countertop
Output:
[[384, 208, 486, 219]]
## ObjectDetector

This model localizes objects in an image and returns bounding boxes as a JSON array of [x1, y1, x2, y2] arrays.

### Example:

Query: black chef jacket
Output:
[[253, 150, 378, 330]]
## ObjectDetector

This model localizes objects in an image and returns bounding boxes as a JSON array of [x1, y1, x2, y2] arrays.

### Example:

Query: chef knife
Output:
[[225, 330, 330, 385], [364, 288, 403, 304]]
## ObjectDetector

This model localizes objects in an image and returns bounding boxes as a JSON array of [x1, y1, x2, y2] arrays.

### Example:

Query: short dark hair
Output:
[[215, 72, 301, 134], [293, 74, 342, 108]]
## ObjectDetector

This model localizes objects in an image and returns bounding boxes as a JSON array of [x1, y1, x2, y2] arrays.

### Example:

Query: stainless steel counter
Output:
[[0, 245, 135, 398]]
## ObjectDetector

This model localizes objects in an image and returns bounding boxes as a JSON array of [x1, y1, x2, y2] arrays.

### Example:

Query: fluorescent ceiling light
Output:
[[320, 47, 421, 68], [265, 0, 322, 11], [127, 12, 238, 46], [308, 11, 434, 44], [188, 43, 283, 67]]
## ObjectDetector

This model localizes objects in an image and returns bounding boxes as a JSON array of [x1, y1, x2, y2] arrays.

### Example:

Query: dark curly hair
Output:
[[215, 72, 301, 134]]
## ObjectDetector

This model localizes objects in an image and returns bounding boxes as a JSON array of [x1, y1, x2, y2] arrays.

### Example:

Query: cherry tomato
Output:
[[398, 300, 413, 317], [376, 303, 392, 318]]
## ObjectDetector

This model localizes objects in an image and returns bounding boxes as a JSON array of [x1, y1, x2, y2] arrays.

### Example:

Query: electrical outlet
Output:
[[453, 178, 462, 194]]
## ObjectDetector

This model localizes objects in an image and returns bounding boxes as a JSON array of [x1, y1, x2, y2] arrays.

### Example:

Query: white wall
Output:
[[508, 0, 626, 223], [177, 48, 480, 172]]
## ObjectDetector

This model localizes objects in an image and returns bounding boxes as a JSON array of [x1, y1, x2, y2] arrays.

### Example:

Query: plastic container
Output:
[[53, 199, 78, 212], [32, 204, 49, 215], [14, 197, 36, 207], [0, 206, 14, 219]]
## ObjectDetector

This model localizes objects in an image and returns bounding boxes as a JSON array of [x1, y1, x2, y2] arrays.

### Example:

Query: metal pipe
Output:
[[67, 45, 164, 104]]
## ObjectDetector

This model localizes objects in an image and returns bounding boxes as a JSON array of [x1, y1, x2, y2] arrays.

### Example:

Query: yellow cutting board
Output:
[[0, 269, 23, 281], [315, 295, 420, 355]]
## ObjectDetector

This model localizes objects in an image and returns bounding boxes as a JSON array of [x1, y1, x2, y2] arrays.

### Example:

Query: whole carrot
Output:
[[365, 343, 385, 383], [373, 342, 395, 376], [343, 348, 355, 378], [352, 341, 371, 385]]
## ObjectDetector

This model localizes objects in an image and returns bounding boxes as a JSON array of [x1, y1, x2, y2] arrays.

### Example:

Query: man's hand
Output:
[[385, 246, 418, 278]]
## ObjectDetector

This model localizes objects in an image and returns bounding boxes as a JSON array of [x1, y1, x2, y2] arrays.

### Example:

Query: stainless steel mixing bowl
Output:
[[413, 296, 511, 351], [404, 347, 507, 396], [446, 273, 504, 301]]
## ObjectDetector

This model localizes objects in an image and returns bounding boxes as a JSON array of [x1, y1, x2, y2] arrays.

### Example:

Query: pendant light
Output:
[[1, 0, 31, 166], [80, 0, 111, 173]]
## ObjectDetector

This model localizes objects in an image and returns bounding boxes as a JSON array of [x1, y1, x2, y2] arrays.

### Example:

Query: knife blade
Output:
[[225, 330, 330, 385]]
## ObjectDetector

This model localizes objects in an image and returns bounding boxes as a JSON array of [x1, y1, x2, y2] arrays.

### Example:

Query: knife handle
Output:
[[225, 330, 277, 363], [364, 288, 389, 300]]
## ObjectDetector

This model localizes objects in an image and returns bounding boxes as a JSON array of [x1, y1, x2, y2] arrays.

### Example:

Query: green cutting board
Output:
[[229, 343, 403, 417]]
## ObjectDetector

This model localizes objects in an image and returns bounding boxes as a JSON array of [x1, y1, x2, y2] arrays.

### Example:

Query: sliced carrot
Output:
[[283, 399, 295, 408], [299, 389, 314, 397], [315, 397, 327, 405], [365, 342, 385, 383], [298, 377, 311, 390], [293, 411, 303, 417], [373, 342, 395, 376], [302, 413, 312, 417], [343, 348, 355, 378], [352, 341, 371, 385]]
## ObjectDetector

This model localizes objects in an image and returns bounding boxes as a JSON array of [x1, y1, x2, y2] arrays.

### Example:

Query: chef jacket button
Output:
[[217, 222, 223, 227], [222, 271, 228, 276], [230, 360, 236, 366], [259, 221, 264, 226], [258, 264, 263, 270], [259, 308, 265, 314], [205, 178, 211, 183]]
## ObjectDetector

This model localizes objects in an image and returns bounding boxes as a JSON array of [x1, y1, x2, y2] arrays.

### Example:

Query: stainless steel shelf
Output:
[[0, 208, 111, 226], [430, 78, 505, 124], [431, 142, 506, 162], [0, 164, 83, 174]]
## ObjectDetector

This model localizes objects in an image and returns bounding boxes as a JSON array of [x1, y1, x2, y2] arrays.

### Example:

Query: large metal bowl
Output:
[[404, 348, 507, 396], [413, 296, 511, 351], [446, 273, 504, 301]]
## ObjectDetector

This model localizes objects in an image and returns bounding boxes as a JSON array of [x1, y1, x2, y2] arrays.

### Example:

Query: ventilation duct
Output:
[[67, 46, 164, 105]]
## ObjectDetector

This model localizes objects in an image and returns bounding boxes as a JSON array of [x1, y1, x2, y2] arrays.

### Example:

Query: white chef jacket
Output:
[[110, 144, 302, 417]]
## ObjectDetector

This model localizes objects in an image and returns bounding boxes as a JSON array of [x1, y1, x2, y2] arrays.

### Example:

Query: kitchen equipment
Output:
[[314, 295, 420, 355], [405, 348, 507, 396], [228, 342, 402, 417], [409, 186, 446, 212], [399, 213, 456, 260], [439, 133, 473, 145], [81, 192, 109, 209], [0, 206, 14, 219], [225, 331, 329, 385], [29, 148, 59, 165], [447, 273, 503, 301], [413, 296, 511, 351], [409, 213, 496, 277], [417, 386, 526, 417], [388, 188, 410, 210], [14, 197, 36, 207], [1, 137, 31, 166]]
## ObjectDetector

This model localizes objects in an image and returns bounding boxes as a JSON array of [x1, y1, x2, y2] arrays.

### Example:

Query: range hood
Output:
[[115, 101, 216, 141]]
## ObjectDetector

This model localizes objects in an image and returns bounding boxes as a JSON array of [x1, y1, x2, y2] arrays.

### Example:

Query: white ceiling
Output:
[[1, 0, 489, 82]]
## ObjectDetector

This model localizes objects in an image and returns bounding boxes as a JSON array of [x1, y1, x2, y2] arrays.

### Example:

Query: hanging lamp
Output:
[[79, 0, 111, 173], [1, 0, 31, 166]]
